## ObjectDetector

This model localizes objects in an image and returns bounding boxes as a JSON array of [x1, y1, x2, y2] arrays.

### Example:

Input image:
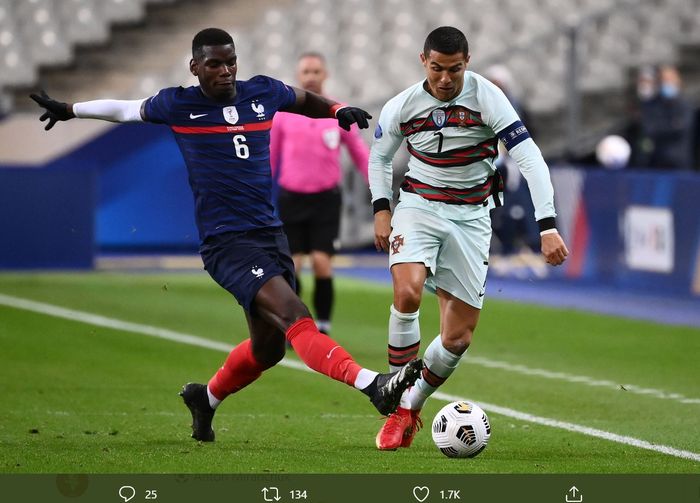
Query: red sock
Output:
[[208, 339, 269, 400], [286, 317, 361, 387]]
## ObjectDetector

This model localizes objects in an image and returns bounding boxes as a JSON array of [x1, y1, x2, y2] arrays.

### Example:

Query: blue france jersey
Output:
[[143, 76, 297, 240]]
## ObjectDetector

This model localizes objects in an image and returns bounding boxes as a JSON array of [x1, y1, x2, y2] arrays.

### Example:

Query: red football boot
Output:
[[375, 406, 422, 450]]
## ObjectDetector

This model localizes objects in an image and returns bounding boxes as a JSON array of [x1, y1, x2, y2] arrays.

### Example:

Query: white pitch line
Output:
[[433, 391, 700, 462], [468, 356, 700, 405], [1, 292, 699, 463]]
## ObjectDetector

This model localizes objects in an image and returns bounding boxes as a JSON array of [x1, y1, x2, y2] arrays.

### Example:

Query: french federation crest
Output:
[[222, 106, 239, 124], [251, 101, 265, 119], [432, 108, 446, 128]]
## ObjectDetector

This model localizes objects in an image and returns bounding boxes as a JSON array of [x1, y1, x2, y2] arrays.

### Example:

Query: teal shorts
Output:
[[389, 204, 492, 309]]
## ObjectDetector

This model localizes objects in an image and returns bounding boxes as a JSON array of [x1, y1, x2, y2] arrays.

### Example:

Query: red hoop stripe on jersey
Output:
[[171, 120, 273, 134], [401, 174, 503, 206], [406, 137, 498, 167]]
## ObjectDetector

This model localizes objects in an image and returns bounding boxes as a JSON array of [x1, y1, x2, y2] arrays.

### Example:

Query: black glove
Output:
[[29, 90, 74, 130], [335, 106, 372, 131]]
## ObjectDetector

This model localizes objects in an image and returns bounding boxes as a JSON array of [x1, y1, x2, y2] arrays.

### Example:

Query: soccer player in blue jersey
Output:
[[31, 28, 422, 443]]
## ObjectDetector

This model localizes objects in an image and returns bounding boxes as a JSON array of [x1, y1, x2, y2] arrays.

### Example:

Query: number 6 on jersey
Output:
[[233, 134, 249, 159]]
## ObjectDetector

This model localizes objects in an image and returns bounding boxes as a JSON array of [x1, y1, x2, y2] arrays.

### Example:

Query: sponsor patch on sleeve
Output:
[[498, 120, 530, 150], [374, 123, 383, 139]]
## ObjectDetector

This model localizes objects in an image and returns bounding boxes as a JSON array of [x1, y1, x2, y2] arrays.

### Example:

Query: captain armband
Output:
[[497, 120, 531, 150]]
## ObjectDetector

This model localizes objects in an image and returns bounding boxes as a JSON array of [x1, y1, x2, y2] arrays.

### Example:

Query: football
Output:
[[432, 401, 491, 458]]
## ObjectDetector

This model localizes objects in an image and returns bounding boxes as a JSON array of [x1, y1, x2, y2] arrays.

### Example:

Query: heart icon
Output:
[[412, 486, 430, 502]]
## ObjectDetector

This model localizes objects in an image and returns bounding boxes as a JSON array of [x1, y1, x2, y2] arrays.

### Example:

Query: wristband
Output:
[[373, 198, 391, 214], [329, 103, 345, 118], [540, 228, 558, 236], [537, 216, 556, 233]]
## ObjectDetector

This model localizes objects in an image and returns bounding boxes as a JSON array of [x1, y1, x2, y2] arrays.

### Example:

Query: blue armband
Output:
[[497, 120, 530, 150]]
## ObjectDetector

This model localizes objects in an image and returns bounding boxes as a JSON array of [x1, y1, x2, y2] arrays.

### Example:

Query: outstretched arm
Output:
[[282, 86, 372, 131], [29, 91, 74, 130], [30, 91, 146, 130]]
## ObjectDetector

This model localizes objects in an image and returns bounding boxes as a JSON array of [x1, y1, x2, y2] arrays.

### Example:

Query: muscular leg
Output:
[[192, 273, 422, 442], [246, 311, 286, 367], [437, 288, 480, 355], [310, 250, 333, 334], [387, 263, 426, 365], [253, 276, 368, 388], [391, 262, 428, 313], [404, 288, 479, 410], [387, 263, 426, 407], [206, 310, 286, 406], [375, 262, 429, 448]]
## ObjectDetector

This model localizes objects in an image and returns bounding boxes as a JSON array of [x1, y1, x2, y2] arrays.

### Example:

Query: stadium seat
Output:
[[2, 0, 698, 145]]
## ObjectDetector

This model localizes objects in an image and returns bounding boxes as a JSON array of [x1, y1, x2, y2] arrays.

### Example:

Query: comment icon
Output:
[[118, 485, 136, 502]]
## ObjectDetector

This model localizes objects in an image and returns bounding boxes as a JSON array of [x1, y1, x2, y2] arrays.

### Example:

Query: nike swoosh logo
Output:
[[189, 113, 207, 119], [326, 346, 341, 359]]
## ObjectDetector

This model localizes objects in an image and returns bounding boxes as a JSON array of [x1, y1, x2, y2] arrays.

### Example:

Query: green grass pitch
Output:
[[0, 272, 698, 473]]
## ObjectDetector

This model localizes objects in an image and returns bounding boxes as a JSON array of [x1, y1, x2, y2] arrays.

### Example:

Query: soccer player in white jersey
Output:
[[369, 26, 569, 450]]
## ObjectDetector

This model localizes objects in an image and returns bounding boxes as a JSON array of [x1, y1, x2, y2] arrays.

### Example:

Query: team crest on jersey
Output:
[[251, 101, 265, 119], [390, 234, 404, 255], [322, 128, 340, 149], [432, 108, 446, 128], [222, 106, 239, 124]]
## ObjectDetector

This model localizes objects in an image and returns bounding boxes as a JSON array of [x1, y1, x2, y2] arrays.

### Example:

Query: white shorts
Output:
[[389, 205, 492, 309]]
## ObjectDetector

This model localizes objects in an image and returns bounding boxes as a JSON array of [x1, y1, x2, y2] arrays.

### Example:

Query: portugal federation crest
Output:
[[390, 234, 404, 255], [431, 108, 446, 128], [222, 106, 239, 124]]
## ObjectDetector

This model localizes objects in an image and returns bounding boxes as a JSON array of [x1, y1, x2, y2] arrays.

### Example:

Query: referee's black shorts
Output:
[[277, 187, 342, 256]]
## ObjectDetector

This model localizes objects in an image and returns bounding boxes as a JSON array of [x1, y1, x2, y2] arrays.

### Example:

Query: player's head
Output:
[[296, 52, 327, 94], [190, 28, 237, 101], [420, 26, 470, 102]]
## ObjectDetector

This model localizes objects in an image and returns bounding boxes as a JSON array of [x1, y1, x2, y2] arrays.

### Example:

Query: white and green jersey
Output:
[[369, 71, 556, 223]]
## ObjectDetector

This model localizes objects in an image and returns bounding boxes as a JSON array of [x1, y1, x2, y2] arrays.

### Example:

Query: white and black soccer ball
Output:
[[432, 401, 491, 458], [595, 135, 631, 170]]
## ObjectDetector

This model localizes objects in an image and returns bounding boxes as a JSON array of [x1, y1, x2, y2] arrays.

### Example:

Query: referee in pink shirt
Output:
[[271, 52, 370, 335]]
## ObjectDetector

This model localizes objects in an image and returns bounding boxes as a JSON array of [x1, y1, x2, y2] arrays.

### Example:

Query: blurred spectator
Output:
[[483, 65, 539, 255], [632, 65, 695, 170]]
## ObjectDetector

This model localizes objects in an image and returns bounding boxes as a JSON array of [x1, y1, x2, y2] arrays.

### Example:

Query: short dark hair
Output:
[[423, 26, 469, 57], [298, 51, 326, 64], [192, 28, 234, 59]]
